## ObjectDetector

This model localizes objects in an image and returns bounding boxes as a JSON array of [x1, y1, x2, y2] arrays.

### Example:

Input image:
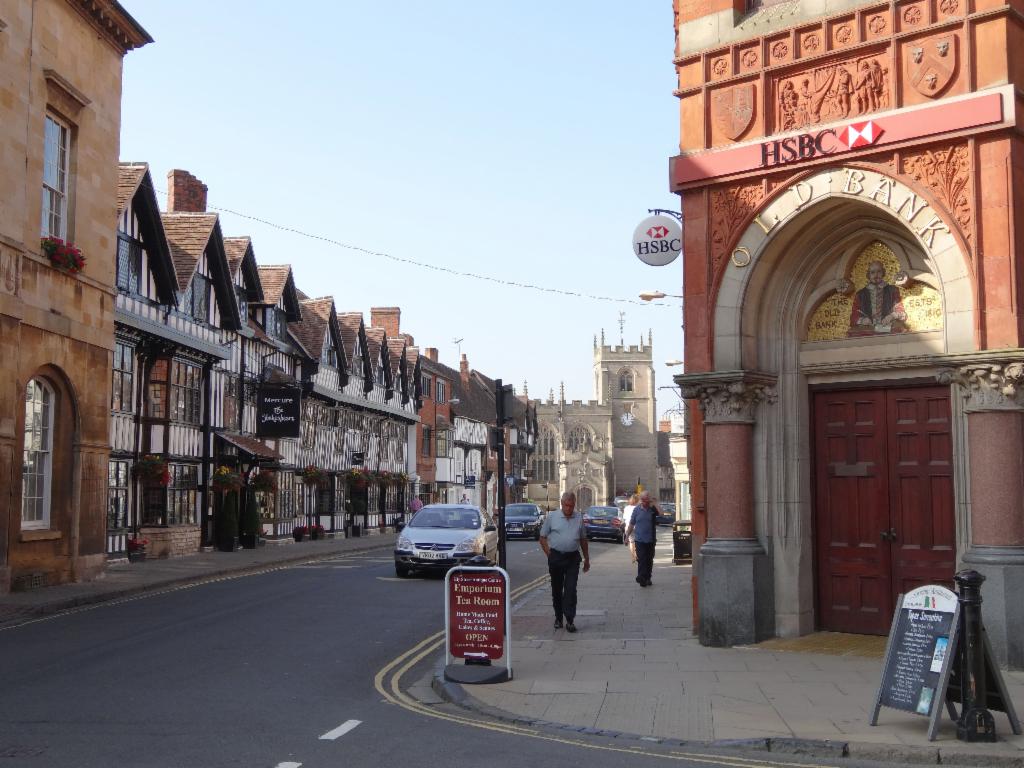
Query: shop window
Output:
[[41, 114, 70, 239], [108, 459, 130, 530], [21, 378, 54, 529], [166, 464, 198, 525]]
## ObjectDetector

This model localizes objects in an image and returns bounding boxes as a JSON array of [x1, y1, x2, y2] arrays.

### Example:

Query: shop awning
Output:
[[216, 431, 282, 463]]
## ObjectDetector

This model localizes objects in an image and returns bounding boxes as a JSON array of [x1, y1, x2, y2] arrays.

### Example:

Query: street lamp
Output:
[[639, 290, 683, 302]]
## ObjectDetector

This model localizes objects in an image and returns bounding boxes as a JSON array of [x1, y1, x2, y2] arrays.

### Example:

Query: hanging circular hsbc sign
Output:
[[632, 215, 682, 266]]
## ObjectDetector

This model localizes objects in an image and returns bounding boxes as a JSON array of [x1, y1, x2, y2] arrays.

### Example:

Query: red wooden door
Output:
[[813, 386, 955, 635]]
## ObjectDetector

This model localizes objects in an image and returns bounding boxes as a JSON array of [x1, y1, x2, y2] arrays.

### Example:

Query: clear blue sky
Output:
[[120, 1, 685, 418]]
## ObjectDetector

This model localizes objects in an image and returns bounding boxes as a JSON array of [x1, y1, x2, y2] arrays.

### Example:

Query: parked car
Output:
[[583, 505, 625, 543], [655, 502, 676, 526], [393, 504, 498, 577], [504, 502, 543, 540]]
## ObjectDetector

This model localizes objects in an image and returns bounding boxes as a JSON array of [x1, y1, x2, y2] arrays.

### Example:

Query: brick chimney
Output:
[[370, 307, 401, 339], [460, 353, 470, 387], [167, 169, 208, 213], [425, 347, 439, 362], [659, 420, 672, 433], [401, 333, 415, 346]]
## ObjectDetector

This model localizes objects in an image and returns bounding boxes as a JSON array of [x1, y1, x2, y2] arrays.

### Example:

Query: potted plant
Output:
[[250, 471, 277, 494], [126, 536, 148, 562], [310, 523, 325, 540], [239, 491, 261, 549], [133, 454, 170, 487], [40, 236, 85, 274], [292, 525, 308, 542], [211, 465, 243, 494], [299, 464, 329, 488], [218, 491, 240, 552]]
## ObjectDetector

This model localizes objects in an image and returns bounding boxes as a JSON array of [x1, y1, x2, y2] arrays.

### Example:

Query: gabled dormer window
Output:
[[235, 285, 247, 321], [264, 307, 287, 340], [181, 273, 210, 324], [116, 233, 142, 294], [322, 336, 337, 368], [376, 357, 387, 386]]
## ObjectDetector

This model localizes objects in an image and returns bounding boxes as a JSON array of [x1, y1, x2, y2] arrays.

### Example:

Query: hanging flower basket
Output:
[[310, 523, 325, 540], [133, 455, 170, 487], [211, 465, 243, 493], [40, 236, 85, 274], [345, 468, 370, 490], [298, 464, 329, 488], [376, 470, 393, 485], [250, 471, 277, 494]]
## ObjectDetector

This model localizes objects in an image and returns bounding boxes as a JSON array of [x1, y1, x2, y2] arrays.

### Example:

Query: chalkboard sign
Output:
[[871, 585, 959, 740]]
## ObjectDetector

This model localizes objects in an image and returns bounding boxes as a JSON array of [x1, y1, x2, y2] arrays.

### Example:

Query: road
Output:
[[0, 539, 860, 768]]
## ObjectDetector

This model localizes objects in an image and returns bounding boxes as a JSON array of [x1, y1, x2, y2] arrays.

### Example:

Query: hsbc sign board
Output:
[[632, 215, 682, 266], [761, 120, 882, 167]]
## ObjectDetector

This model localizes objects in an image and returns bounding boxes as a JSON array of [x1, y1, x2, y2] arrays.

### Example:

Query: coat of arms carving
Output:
[[712, 84, 755, 142], [909, 36, 957, 97]]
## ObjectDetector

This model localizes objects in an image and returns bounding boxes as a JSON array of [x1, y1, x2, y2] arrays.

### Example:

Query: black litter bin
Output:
[[672, 521, 692, 564]]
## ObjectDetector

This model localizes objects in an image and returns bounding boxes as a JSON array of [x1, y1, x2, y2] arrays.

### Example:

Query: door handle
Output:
[[880, 530, 889, 541], [879, 529, 897, 541]]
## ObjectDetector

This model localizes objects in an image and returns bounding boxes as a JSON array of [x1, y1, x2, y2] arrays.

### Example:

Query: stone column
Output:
[[680, 372, 776, 647], [942, 362, 1024, 669]]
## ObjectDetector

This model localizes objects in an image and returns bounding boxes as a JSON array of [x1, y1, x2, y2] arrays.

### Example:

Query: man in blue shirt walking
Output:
[[539, 491, 590, 632], [625, 491, 658, 587]]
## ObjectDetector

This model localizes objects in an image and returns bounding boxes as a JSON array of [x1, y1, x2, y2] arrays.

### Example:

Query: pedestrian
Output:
[[539, 491, 590, 632], [622, 493, 640, 564], [409, 497, 423, 514], [460, 493, 469, 504], [624, 491, 658, 587]]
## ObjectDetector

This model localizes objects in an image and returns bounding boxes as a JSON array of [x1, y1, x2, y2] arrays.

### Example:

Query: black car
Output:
[[503, 503, 543, 540]]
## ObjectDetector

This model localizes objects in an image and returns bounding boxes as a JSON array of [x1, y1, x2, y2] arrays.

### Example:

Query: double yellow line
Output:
[[373, 574, 839, 767]]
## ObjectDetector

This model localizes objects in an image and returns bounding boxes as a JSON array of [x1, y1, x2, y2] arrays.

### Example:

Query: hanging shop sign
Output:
[[256, 385, 301, 438], [632, 215, 682, 266]]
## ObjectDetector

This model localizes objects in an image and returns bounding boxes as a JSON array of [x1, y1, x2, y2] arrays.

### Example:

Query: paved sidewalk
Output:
[[0, 533, 392, 628], [441, 529, 1024, 765]]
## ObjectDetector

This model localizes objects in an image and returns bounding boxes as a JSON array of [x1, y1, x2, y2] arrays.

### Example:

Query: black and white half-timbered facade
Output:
[[111, 165, 239, 558]]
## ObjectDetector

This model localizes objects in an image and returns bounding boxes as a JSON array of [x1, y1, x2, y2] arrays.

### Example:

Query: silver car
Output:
[[393, 504, 498, 578]]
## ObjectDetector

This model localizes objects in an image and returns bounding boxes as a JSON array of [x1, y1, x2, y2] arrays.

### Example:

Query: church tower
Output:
[[594, 327, 657, 496]]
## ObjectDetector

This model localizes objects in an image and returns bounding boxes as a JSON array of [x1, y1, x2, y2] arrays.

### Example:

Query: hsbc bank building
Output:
[[669, 0, 1024, 668]]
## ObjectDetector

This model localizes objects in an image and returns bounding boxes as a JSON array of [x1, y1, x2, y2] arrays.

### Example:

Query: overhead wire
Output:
[[154, 188, 679, 308]]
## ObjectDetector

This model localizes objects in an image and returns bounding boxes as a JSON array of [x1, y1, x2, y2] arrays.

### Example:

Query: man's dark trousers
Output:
[[635, 541, 655, 585], [548, 549, 581, 622]]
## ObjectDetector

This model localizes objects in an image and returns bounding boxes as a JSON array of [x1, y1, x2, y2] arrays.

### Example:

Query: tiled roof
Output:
[[337, 313, 363, 360], [452, 371, 495, 424], [289, 298, 334, 361], [223, 236, 251, 278], [256, 265, 291, 307], [117, 163, 147, 214], [387, 337, 407, 379], [160, 212, 218, 291], [365, 326, 386, 367]]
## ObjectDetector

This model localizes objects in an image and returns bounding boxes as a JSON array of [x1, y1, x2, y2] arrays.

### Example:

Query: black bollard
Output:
[[954, 569, 996, 742]]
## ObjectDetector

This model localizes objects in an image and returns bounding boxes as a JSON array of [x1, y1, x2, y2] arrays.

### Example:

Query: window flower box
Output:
[[40, 236, 85, 274]]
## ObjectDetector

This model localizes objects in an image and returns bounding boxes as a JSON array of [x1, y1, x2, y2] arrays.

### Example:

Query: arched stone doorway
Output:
[[682, 165, 974, 644]]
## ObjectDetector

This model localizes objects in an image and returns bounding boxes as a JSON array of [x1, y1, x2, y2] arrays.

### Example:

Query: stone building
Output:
[[0, 2, 150, 593], [527, 332, 659, 508], [671, 0, 1024, 667]]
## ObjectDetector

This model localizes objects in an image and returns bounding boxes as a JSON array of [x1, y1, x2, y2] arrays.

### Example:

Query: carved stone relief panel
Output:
[[830, 18, 856, 49], [904, 33, 959, 100], [711, 83, 755, 142], [0, 245, 20, 296], [901, 144, 971, 241], [710, 182, 765, 279], [773, 52, 890, 132]]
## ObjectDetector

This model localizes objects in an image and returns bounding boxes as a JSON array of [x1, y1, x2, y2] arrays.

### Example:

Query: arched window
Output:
[[619, 369, 634, 392], [575, 485, 595, 510], [22, 378, 54, 529], [566, 424, 590, 453]]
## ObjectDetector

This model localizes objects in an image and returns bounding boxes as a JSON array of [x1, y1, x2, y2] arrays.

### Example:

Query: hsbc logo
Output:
[[761, 120, 883, 167], [646, 225, 669, 238]]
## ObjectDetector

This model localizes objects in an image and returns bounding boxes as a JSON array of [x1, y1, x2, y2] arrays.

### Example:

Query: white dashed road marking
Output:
[[275, 763, 302, 767], [319, 719, 362, 740]]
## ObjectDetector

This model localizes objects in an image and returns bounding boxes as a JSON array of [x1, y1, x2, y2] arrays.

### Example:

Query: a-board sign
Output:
[[873, 585, 959, 733], [871, 583, 1022, 741], [448, 569, 506, 659], [443, 565, 512, 684]]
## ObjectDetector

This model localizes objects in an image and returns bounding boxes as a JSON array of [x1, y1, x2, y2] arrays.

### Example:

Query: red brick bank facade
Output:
[[670, 0, 1024, 668]]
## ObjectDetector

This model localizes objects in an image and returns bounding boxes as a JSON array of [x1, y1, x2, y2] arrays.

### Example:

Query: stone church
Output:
[[526, 331, 658, 510]]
